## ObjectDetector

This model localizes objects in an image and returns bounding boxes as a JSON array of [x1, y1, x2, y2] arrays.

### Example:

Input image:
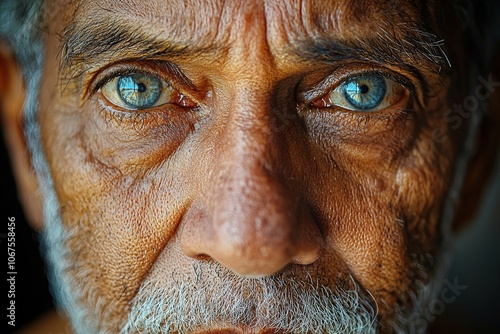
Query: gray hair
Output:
[[0, 0, 72, 316], [0, 0, 46, 188], [0, 0, 44, 77], [0, 0, 45, 158]]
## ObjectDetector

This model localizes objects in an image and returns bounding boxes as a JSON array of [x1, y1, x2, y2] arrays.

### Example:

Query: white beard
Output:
[[120, 263, 377, 334]]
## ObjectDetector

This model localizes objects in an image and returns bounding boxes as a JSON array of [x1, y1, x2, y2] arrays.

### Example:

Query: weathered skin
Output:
[[1, 0, 499, 333]]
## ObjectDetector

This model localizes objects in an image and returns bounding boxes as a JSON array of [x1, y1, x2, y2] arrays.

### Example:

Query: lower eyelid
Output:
[[92, 103, 150, 130]]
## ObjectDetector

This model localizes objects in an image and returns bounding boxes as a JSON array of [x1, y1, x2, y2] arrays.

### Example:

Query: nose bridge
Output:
[[222, 84, 279, 166], [208, 90, 296, 272], [211, 86, 293, 245], [205, 118, 298, 276], [180, 77, 323, 277]]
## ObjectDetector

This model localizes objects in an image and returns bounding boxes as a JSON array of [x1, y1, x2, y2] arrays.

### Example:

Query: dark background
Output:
[[1, 128, 54, 334]]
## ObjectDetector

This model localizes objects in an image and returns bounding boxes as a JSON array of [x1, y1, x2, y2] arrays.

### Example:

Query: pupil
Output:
[[359, 84, 369, 94], [137, 82, 147, 93]]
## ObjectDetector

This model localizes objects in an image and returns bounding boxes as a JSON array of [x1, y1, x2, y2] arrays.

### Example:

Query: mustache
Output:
[[120, 262, 378, 334]]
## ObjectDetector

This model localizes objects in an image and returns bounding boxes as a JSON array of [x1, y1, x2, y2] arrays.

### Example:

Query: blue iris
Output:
[[341, 74, 386, 110], [117, 74, 162, 109]]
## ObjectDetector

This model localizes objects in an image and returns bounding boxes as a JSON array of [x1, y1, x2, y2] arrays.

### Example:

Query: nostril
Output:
[[290, 206, 324, 266], [192, 253, 212, 262], [292, 246, 321, 266], [180, 175, 325, 277], [179, 202, 216, 260]]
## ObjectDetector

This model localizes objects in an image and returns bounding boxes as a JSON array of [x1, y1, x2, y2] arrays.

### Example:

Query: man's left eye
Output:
[[101, 72, 193, 110], [311, 73, 407, 112]]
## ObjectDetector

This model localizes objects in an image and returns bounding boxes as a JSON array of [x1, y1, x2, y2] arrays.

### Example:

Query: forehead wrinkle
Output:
[[264, 0, 387, 45], [57, 0, 451, 83], [58, 1, 271, 71], [266, 0, 451, 74], [60, 0, 232, 56], [266, 0, 424, 43], [101, 0, 228, 46], [57, 4, 233, 84]]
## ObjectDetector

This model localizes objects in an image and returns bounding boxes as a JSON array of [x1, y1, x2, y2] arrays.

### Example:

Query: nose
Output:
[[181, 168, 323, 277], [180, 90, 323, 277]]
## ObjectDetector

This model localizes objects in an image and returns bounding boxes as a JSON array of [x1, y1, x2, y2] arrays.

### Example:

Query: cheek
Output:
[[81, 99, 197, 174], [301, 104, 454, 315], [306, 163, 411, 313], [39, 95, 197, 323]]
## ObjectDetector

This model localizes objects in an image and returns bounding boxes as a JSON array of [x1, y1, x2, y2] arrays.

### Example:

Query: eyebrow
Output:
[[59, 17, 224, 81], [60, 15, 452, 84], [293, 28, 452, 77]]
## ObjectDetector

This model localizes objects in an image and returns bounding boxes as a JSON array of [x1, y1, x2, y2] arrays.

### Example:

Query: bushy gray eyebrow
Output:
[[60, 19, 210, 79], [59, 14, 451, 85], [293, 25, 452, 74]]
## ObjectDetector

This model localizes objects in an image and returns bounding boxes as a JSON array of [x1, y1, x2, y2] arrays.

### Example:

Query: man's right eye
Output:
[[101, 72, 195, 110]]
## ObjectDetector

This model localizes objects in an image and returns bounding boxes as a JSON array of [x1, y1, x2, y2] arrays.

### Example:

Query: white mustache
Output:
[[120, 263, 377, 334]]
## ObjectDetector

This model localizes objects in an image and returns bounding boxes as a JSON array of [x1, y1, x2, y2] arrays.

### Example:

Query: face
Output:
[[32, 0, 474, 332]]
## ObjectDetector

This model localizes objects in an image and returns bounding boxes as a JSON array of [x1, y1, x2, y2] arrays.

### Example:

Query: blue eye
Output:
[[341, 74, 386, 110], [117, 74, 162, 109], [313, 73, 407, 112], [101, 72, 180, 110]]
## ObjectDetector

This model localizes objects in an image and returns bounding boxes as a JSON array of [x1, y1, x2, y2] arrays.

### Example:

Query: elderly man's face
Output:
[[22, 0, 479, 332]]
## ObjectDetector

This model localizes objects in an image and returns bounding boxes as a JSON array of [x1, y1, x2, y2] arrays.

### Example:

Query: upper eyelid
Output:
[[100, 75, 174, 111], [90, 69, 168, 98], [301, 68, 416, 103], [85, 60, 194, 100]]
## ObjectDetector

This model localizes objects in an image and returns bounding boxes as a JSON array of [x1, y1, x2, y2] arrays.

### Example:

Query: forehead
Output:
[[52, 0, 438, 49], [50, 0, 454, 82]]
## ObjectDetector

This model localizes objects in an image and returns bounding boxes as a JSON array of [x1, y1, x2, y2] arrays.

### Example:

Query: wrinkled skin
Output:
[[2, 0, 499, 333]]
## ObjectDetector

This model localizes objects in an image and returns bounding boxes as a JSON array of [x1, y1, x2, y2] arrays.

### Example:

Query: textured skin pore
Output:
[[3, 0, 498, 333]]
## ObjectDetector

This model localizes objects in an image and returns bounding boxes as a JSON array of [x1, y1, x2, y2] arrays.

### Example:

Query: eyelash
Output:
[[354, 107, 412, 129], [89, 64, 415, 132], [307, 69, 415, 102], [95, 100, 157, 130], [304, 102, 413, 132], [305, 69, 415, 122], [89, 67, 163, 98], [88, 64, 196, 128]]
